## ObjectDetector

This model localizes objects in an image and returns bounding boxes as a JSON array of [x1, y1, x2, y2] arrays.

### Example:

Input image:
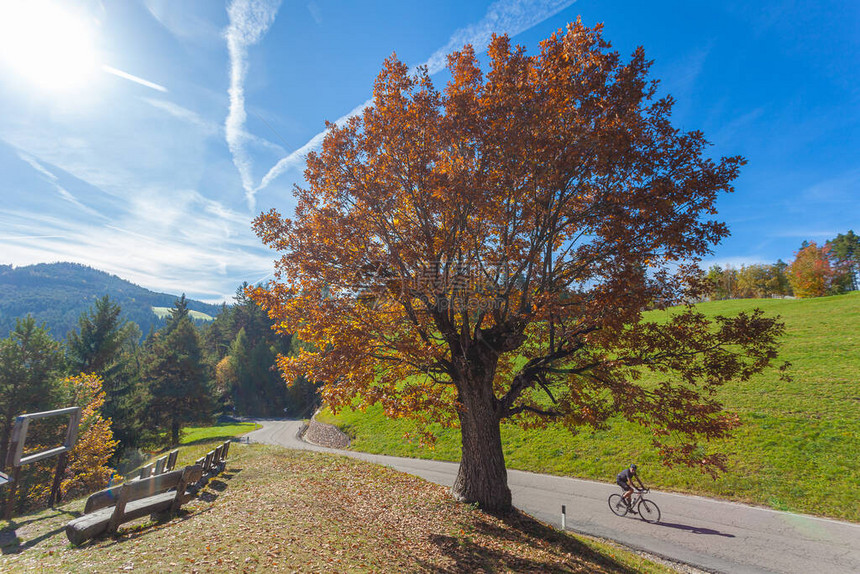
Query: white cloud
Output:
[[252, 0, 577, 196], [1, 187, 273, 302], [225, 0, 283, 212]]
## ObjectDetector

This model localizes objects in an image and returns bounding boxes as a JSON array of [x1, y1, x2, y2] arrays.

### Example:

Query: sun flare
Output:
[[0, 0, 99, 93]]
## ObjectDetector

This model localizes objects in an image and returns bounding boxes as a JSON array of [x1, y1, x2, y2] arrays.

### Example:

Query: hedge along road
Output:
[[245, 419, 860, 574]]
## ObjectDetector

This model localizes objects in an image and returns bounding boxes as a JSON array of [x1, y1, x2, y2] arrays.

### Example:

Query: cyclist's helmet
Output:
[[630, 463, 638, 471]]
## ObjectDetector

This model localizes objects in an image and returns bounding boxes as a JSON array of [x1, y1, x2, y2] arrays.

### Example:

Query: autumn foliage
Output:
[[788, 242, 838, 298], [251, 21, 786, 511], [61, 373, 120, 498], [10, 374, 117, 511]]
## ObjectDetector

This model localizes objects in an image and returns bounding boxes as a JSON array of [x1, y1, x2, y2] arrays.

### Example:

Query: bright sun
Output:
[[0, 0, 99, 93]]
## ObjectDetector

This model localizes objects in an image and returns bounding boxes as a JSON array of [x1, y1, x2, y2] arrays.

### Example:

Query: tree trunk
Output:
[[171, 420, 180, 445], [451, 383, 512, 513]]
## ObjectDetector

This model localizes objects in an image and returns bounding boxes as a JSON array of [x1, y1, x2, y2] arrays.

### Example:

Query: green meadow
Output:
[[320, 292, 860, 521]]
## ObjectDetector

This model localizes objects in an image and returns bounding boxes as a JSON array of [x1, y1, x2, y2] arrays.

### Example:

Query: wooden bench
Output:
[[66, 464, 202, 545], [195, 441, 230, 477], [82, 449, 180, 514], [137, 449, 178, 480]]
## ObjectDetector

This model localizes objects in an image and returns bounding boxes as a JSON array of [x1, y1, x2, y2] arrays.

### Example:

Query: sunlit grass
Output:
[[321, 292, 860, 521], [179, 422, 257, 446], [151, 306, 213, 321]]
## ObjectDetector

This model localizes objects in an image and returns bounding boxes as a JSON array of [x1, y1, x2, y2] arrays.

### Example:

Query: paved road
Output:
[[245, 419, 860, 574]]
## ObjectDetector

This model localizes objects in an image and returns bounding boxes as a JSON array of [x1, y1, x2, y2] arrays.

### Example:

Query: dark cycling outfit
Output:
[[616, 468, 636, 492]]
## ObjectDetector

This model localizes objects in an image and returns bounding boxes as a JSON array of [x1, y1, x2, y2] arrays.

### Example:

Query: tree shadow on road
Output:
[[417, 509, 654, 573], [655, 521, 735, 537]]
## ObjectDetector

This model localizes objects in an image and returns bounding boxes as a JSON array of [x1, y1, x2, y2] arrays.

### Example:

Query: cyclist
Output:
[[616, 463, 645, 512]]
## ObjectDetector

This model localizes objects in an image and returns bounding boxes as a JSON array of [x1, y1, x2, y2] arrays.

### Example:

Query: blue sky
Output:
[[0, 0, 857, 303]]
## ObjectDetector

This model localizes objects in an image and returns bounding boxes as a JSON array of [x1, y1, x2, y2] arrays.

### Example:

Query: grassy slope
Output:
[[0, 442, 673, 573], [320, 292, 860, 521], [179, 422, 257, 446], [151, 306, 214, 321]]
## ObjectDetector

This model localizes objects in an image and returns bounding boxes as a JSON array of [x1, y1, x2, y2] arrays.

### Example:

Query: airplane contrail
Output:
[[102, 65, 168, 92]]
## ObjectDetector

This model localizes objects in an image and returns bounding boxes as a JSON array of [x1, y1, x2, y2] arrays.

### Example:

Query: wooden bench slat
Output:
[[166, 449, 179, 471], [84, 483, 124, 514], [139, 463, 153, 479], [120, 469, 183, 499]]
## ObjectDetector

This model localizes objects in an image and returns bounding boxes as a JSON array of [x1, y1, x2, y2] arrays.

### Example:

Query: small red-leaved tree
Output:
[[251, 21, 786, 512]]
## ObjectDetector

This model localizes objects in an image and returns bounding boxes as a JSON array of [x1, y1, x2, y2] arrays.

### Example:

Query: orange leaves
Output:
[[62, 373, 118, 499], [788, 242, 837, 298]]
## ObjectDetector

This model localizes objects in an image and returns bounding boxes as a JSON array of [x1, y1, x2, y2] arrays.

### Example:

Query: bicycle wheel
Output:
[[637, 498, 661, 523], [608, 494, 629, 517]]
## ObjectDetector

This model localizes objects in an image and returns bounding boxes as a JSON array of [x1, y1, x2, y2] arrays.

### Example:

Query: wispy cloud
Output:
[[251, 0, 576, 198], [142, 97, 285, 155], [424, 0, 576, 74], [142, 97, 218, 135], [702, 255, 770, 269], [102, 65, 168, 92], [798, 170, 860, 204], [306, 2, 322, 25], [771, 230, 839, 239], [225, 0, 283, 212], [257, 99, 369, 192], [17, 152, 107, 220], [2, 187, 273, 302]]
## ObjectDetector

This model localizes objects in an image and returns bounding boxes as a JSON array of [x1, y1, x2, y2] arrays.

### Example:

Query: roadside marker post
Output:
[[562, 505, 567, 530]]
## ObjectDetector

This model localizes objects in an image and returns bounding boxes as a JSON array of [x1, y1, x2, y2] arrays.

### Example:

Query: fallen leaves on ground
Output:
[[0, 443, 669, 573]]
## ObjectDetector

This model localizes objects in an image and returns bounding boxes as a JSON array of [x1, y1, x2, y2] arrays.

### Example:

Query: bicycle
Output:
[[608, 488, 661, 523]]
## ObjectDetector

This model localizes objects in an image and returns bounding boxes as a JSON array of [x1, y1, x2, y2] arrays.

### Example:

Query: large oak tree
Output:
[[251, 21, 786, 512]]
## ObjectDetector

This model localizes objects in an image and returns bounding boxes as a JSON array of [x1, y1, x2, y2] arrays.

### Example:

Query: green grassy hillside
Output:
[[320, 292, 860, 521]]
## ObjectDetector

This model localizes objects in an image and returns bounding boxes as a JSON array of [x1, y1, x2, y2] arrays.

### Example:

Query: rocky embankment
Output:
[[301, 419, 350, 449]]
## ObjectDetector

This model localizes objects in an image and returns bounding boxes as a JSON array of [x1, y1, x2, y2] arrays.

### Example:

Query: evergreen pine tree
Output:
[[143, 313, 212, 445]]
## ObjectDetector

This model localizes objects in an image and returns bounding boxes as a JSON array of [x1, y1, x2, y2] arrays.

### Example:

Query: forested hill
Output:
[[0, 262, 222, 339]]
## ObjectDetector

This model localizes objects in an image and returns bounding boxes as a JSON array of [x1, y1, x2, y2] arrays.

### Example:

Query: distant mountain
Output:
[[0, 262, 224, 340]]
